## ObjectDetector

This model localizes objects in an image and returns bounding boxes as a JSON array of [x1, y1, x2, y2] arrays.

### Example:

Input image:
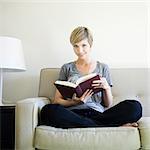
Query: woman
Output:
[[41, 26, 142, 128]]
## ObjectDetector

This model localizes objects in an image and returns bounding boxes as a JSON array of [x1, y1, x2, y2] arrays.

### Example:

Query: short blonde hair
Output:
[[70, 26, 93, 47]]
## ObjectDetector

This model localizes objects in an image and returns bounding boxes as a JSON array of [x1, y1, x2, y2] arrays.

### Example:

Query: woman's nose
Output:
[[77, 46, 83, 52]]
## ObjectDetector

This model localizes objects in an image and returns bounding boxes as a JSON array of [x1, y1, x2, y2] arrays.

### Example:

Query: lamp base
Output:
[[0, 98, 4, 106]]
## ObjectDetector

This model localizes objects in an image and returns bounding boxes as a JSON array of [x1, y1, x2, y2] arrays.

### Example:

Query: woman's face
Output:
[[73, 38, 91, 59]]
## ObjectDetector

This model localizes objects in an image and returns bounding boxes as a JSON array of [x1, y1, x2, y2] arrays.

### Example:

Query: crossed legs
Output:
[[41, 100, 142, 128]]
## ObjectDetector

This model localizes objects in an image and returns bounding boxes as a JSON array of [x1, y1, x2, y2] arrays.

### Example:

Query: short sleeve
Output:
[[103, 64, 113, 87], [58, 64, 68, 81]]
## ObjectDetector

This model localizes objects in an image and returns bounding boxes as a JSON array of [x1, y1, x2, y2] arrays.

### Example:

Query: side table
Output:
[[0, 105, 15, 150]]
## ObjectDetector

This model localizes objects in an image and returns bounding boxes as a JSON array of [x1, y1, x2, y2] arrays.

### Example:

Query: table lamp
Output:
[[0, 36, 26, 105]]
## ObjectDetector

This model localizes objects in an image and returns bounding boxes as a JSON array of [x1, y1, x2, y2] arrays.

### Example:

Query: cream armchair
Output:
[[15, 68, 150, 150]]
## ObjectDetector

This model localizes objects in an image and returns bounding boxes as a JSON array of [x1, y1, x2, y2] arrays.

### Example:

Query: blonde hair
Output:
[[70, 26, 93, 47]]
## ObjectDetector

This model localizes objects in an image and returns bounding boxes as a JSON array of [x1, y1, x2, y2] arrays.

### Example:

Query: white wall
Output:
[[0, 1, 149, 103], [148, 2, 150, 68], [0, 4, 2, 33]]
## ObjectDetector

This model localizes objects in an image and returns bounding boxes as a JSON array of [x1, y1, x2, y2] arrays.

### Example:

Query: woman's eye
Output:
[[82, 44, 86, 47], [74, 45, 78, 48]]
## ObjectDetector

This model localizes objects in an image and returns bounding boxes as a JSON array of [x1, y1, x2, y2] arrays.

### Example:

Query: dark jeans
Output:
[[40, 100, 142, 128]]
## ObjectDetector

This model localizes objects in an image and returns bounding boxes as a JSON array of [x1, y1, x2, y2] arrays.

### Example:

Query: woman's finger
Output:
[[80, 89, 93, 102], [81, 89, 90, 97]]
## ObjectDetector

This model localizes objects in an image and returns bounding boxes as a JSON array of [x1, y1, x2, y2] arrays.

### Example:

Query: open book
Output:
[[54, 73, 102, 99]]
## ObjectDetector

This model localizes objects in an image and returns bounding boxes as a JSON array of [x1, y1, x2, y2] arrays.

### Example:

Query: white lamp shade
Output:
[[0, 36, 26, 71]]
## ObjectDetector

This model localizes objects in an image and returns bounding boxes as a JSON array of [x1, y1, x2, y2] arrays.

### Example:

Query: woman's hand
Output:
[[72, 89, 93, 103], [54, 89, 93, 107], [92, 77, 113, 108], [92, 77, 110, 90]]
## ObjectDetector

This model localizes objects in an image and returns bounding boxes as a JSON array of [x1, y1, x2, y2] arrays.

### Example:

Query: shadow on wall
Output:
[[3, 73, 39, 104]]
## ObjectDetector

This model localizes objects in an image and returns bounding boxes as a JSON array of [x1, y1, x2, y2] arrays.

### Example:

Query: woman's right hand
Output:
[[54, 89, 93, 107], [72, 89, 93, 104]]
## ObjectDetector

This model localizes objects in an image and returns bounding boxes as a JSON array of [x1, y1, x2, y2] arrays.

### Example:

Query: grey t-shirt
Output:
[[58, 61, 113, 113]]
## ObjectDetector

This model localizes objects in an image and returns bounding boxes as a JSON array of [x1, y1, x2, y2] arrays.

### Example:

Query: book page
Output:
[[55, 80, 77, 88], [76, 73, 97, 85]]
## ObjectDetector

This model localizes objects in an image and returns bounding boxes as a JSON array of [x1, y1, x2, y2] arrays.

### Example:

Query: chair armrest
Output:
[[138, 117, 150, 150], [15, 97, 50, 150]]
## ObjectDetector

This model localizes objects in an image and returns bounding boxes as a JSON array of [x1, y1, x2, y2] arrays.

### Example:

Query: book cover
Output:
[[54, 73, 102, 99]]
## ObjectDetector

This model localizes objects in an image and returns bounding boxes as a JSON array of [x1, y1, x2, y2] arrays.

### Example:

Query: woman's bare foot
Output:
[[120, 122, 138, 127]]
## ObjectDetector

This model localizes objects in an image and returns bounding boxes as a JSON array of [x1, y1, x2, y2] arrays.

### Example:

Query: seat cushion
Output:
[[34, 125, 140, 150]]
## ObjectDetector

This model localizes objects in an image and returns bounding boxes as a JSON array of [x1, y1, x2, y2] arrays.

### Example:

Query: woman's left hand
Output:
[[92, 77, 113, 108], [92, 77, 110, 90]]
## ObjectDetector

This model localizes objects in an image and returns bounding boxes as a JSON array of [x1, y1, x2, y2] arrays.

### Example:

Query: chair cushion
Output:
[[34, 125, 140, 150]]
